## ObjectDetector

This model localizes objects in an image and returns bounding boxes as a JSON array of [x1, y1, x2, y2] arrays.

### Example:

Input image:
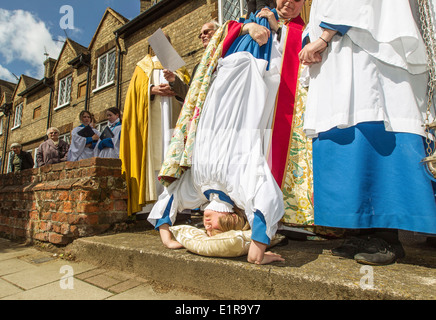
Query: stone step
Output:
[[66, 228, 436, 300]]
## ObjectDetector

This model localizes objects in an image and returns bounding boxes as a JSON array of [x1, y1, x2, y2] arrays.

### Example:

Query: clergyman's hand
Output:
[[151, 83, 176, 97], [163, 69, 176, 83], [242, 22, 270, 47]]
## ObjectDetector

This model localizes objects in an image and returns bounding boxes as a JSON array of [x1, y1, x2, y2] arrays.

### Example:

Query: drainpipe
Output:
[[81, 54, 91, 112], [115, 32, 124, 110], [43, 78, 54, 131]]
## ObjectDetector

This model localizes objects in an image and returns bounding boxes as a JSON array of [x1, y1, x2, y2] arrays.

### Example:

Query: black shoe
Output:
[[426, 237, 436, 248], [331, 237, 369, 259], [354, 237, 405, 266]]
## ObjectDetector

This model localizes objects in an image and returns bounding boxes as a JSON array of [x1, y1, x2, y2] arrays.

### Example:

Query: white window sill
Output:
[[11, 125, 21, 131], [92, 80, 115, 93], [54, 102, 70, 111]]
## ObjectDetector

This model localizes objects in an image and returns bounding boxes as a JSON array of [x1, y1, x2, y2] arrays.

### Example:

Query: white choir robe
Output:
[[67, 126, 101, 162], [94, 121, 122, 159]]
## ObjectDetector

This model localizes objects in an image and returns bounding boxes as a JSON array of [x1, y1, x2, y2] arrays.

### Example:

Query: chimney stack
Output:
[[44, 58, 57, 78], [140, 0, 153, 13]]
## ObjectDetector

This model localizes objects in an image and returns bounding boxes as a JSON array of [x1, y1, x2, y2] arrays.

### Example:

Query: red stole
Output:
[[267, 16, 305, 188]]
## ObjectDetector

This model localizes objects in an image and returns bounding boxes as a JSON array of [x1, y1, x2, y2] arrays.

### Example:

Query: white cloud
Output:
[[0, 64, 18, 83], [0, 9, 63, 79]]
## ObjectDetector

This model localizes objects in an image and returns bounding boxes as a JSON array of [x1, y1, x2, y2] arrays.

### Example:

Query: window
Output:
[[57, 74, 72, 109], [33, 106, 42, 119], [96, 49, 116, 90], [0, 116, 3, 135], [7, 151, 14, 173], [25, 149, 36, 168], [218, 0, 247, 24], [95, 121, 108, 134], [59, 132, 71, 144], [12, 103, 23, 129], [78, 81, 87, 98], [33, 149, 38, 168]]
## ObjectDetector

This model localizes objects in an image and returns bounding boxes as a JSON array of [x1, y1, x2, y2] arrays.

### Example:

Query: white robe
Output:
[[67, 126, 101, 161], [148, 51, 284, 241], [141, 57, 183, 214], [303, 0, 431, 138], [94, 121, 122, 159]]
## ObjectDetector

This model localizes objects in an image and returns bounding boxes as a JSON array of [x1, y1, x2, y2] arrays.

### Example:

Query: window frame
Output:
[[7, 151, 14, 173], [95, 121, 109, 134], [11, 103, 23, 130], [218, 0, 246, 24], [94, 48, 116, 92], [56, 74, 72, 110], [59, 132, 71, 144]]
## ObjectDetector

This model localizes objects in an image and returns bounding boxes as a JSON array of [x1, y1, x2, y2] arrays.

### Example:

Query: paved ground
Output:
[[0, 237, 205, 300], [1, 220, 435, 302]]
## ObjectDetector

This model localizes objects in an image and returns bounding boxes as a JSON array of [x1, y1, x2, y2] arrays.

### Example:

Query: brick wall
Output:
[[17, 85, 52, 152], [0, 157, 128, 245]]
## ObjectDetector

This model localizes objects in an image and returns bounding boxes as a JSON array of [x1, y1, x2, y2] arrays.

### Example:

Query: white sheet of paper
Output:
[[148, 28, 185, 72]]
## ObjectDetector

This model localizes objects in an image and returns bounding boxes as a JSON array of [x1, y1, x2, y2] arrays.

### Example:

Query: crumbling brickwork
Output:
[[0, 157, 128, 245]]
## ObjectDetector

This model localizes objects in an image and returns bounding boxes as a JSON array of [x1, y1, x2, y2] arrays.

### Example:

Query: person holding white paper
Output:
[[119, 32, 190, 216]]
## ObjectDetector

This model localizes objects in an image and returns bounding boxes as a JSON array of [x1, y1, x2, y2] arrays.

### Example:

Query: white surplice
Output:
[[148, 51, 284, 241], [141, 57, 182, 214], [303, 0, 430, 139], [94, 120, 122, 159], [67, 126, 100, 162]]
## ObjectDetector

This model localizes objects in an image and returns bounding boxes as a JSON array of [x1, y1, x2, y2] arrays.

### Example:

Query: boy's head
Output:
[[203, 201, 249, 236]]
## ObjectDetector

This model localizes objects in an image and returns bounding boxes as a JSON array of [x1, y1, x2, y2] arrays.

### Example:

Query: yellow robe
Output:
[[120, 55, 190, 215]]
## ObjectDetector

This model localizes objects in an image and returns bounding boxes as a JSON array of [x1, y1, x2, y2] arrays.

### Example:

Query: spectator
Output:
[[36, 127, 69, 167], [9, 143, 34, 172]]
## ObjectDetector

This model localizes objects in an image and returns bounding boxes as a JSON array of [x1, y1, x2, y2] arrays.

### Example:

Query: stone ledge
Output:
[[67, 230, 436, 300]]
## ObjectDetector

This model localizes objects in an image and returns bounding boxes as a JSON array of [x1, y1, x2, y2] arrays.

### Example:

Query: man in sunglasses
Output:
[[163, 21, 219, 99]]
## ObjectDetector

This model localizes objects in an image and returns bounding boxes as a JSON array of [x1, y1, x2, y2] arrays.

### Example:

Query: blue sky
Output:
[[0, 0, 139, 83]]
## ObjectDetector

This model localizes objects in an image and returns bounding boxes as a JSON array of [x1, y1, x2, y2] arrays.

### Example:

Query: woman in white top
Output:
[[67, 110, 100, 162], [94, 107, 122, 159]]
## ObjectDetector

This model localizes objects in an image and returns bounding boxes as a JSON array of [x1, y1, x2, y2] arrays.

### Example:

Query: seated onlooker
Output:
[[36, 127, 70, 167], [9, 143, 34, 172]]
